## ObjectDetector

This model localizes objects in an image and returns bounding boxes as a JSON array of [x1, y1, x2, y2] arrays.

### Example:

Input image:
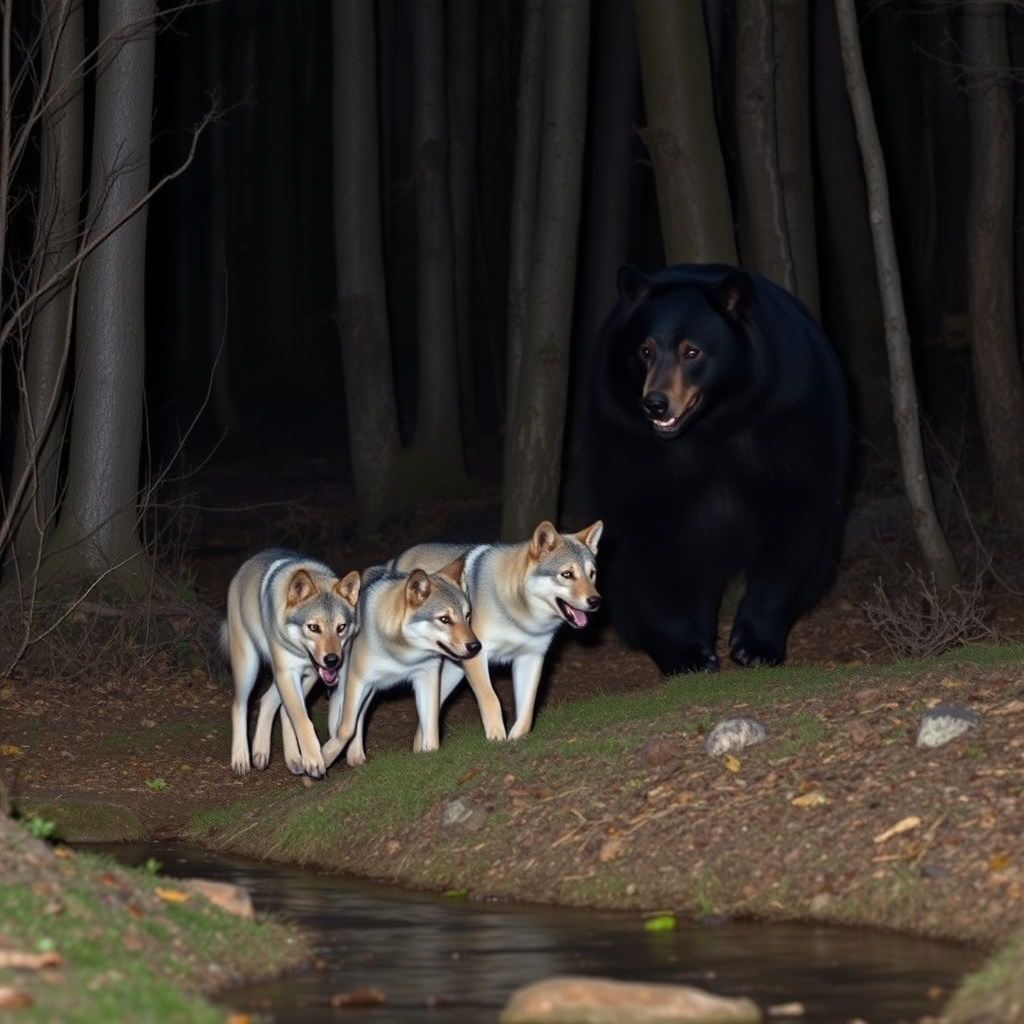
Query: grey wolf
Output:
[[320, 556, 480, 769], [390, 519, 603, 744], [222, 548, 360, 778]]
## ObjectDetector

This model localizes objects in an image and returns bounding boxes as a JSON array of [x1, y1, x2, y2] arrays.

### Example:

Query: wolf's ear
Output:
[[437, 554, 468, 590], [406, 569, 432, 607], [529, 521, 559, 559], [578, 519, 603, 554], [334, 570, 361, 607], [286, 569, 318, 607]]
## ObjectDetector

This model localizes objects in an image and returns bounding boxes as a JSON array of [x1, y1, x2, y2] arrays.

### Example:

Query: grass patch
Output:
[[945, 931, 1024, 1023], [774, 712, 827, 757], [13, 797, 146, 842], [187, 643, 1024, 883], [0, 817, 308, 1023]]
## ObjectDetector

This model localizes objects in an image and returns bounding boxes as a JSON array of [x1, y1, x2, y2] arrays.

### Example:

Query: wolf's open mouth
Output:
[[437, 641, 464, 661], [557, 598, 588, 629], [318, 664, 339, 687]]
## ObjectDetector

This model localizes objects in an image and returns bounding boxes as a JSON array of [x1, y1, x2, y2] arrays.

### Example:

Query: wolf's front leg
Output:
[[411, 666, 442, 752], [228, 636, 261, 775], [274, 666, 325, 778], [507, 652, 545, 739], [322, 674, 368, 769]]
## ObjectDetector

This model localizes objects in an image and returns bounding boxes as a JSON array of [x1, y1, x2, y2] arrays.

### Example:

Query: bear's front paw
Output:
[[656, 647, 719, 676], [729, 626, 783, 668]]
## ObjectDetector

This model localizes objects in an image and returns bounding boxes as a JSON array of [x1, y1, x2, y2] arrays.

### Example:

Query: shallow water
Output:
[[93, 842, 980, 1024]]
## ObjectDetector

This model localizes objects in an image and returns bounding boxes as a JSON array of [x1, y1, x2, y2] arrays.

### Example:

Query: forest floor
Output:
[[3, 438, 1024, 1018]]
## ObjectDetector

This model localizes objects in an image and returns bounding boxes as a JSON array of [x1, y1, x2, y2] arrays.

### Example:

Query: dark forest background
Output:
[[3, 0, 1024, 668]]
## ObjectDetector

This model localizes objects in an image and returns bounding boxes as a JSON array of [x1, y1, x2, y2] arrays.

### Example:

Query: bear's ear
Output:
[[715, 271, 754, 322], [616, 264, 653, 304]]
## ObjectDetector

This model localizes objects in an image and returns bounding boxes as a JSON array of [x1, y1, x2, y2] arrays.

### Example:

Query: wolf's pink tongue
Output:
[[320, 666, 338, 686], [566, 606, 587, 627]]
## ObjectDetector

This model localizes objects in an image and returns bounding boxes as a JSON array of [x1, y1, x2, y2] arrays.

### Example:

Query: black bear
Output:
[[586, 263, 848, 674]]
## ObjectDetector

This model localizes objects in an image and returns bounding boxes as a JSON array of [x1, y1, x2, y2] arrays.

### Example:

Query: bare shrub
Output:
[[862, 566, 999, 660]]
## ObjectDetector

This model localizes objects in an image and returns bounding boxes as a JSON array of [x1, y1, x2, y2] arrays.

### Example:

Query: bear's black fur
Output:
[[586, 263, 849, 674]]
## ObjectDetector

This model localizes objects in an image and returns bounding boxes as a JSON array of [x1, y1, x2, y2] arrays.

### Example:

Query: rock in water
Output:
[[500, 975, 762, 1023]]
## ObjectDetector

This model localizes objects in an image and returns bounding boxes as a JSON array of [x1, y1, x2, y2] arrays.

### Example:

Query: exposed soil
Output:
[[3, 441, 1024, 964]]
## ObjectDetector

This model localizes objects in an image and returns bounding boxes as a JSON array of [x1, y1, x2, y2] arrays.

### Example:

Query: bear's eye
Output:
[[639, 340, 655, 363], [681, 343, 701, 361]]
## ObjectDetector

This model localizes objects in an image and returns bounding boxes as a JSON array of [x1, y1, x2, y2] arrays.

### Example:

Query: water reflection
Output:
[[92, 842, 978, 1024]]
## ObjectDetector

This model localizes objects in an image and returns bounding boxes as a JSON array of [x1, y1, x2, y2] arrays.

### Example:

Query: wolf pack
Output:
[[222, 519, 603, 778]]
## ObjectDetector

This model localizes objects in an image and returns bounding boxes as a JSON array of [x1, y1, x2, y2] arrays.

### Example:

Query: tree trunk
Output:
[[963, 2, 1024, 537], [812, 1, 891, 455], [331, 0, 403, 532], [735, 0, 818, 314], [501, 0, 589, 539], [447, 0, 479, 436], [567, 0, 638, 473], [505, 0, 545, 430], [39, 0, 156, 598], [834, 0, 959, 593], [408, 0, 469, 491], [5, 0, 83, 579], [632, 0, 735, 265]]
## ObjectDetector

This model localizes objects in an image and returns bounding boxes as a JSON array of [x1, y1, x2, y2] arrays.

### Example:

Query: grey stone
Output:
[[916, 703, 980, 749], [705, 718, 767, 757], [439, 796, 486, 832]]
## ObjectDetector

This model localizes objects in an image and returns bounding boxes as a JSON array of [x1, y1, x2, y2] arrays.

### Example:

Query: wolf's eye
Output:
[[439, 614, 452, 625], [307, 623, 321, 633], [560, 569, 574, 580], [337, 623, 347, 633]]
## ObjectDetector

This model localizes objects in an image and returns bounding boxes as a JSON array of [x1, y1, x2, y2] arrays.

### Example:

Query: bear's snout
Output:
[[643, 391, 670, 420]]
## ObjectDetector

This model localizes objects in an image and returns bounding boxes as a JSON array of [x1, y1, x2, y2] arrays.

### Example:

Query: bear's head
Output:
[[611, 265, 756, 440]]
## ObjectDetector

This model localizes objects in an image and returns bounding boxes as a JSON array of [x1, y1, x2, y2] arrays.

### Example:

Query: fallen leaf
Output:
[[0, 986, 32, 1009], [988, 852, 1012, 871], [873, 816, 921, 844], [599, 837, 625, 863], [0, 744, 23, 756], [457, 766, 479, 785], [0, 950, 62, 970], [791, 790, 827, 808], [154, 887, 191, 903], [643, 913, 676, 931], [329, 986, 387, 1007], [722, 753, 741, 773]]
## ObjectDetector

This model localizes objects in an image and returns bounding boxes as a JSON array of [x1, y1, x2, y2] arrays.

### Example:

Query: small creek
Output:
[[91, 842, 980, 1024]]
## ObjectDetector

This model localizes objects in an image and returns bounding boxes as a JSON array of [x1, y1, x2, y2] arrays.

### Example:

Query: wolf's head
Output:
[[284, 568, 361, 686], [402, 555, 481, 661], [524, 520, 603, 629]]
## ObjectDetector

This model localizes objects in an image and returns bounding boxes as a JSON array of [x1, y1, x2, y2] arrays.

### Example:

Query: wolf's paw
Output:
[[506, 720, 531, 741], [485, 723, 507, 742], [285, 751, 325, 778], [346, 746, 366, 766], [252, 749, 270, 771], [230, 745, 251, 776]]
